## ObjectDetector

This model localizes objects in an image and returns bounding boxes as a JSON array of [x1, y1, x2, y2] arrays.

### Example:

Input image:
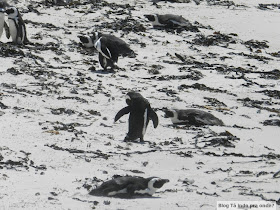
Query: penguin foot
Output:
[[103, 68, 115, 73]]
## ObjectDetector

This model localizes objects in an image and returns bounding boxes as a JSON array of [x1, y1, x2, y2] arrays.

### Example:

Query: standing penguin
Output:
[[0, 2, 10, 40], [94, 36, 119, 71], [114, 92, 159, 142], [89, 176, 169, 198], [6, 6, 28, 44], [79, 32, 135, 71]]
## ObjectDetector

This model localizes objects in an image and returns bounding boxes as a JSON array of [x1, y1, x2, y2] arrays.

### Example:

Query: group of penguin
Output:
[[0, 2, 28, 44], [114, 92, 224, 143], [78, 13, 224, 198], [0, 3, 225, 198], [92, 90, 223, 198], [77, 15, 224, 143], [78, 14, 192, 71]]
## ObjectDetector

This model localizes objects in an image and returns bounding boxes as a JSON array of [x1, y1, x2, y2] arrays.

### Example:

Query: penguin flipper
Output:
[[22, 24, 29, 44], [149, 109, 159, 128], [99, 53, 115, 71], [98, 53, 107, 70], [102, 43, 118, 63], [102, 46, 112, 59], [4, 21, 10, 39], [114, 106, 130, 122]]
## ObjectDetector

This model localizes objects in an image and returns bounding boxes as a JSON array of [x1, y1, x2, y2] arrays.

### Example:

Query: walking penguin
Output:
[[114, 92, 159, 142]]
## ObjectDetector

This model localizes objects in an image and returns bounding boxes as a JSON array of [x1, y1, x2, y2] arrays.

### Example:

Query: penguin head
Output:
[[125, 94, 132, 106], [152, 178, 169, 189], [144, 14, 156, 22], [164, 109, 175, 118], [78, 35, 95, 48], [125, 91, 144, 105], [91, 32, 101, 43], [5, 7, 18, 18], [147, 177, 169, 192]]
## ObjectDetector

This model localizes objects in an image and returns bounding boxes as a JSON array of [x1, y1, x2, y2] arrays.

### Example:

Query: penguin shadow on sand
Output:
[[114, 91, 159, 144]]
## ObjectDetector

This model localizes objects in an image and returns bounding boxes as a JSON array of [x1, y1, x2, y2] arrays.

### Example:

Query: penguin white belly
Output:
[[170, 20, 186, 26], [8, 19, 18, 43], [135, 188, 156, 195], [142, 108, 148, 136], [107, 188, 127, 196]]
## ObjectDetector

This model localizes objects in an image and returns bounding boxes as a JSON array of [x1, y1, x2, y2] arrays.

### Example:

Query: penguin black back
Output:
[[115, 92, 158, 142]]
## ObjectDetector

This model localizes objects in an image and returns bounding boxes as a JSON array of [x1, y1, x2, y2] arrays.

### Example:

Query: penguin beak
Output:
[[162, 179, 169, 185], [160, 179, 169, 187]]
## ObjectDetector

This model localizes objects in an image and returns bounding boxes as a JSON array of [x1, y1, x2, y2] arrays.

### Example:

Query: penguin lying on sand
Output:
[[144, 14, 192, 28], [152, 0, 192, 3], [0, 3, 10, 40], [114, 92, 159, 142], [89, 176, 169, 198], [6, 6, 28, 44], [78, 32, 135, 71], [45, 0, 73, 6], [164, 109, 224, 126]]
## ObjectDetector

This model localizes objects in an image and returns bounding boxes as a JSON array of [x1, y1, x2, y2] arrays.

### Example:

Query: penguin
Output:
[[46, 0, 72, 6], [78, 34, 95, 48], [94, 36, 119, 71], [152, 0, 193, 3], [144, 14, 192, 28], [114, 92, 159, 142], [79, 32, 135, 71], [0, 2, 10, 40], [89, 176, 169, 198], [6, 6, 28, 44], [164, 109, 224, 126]]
